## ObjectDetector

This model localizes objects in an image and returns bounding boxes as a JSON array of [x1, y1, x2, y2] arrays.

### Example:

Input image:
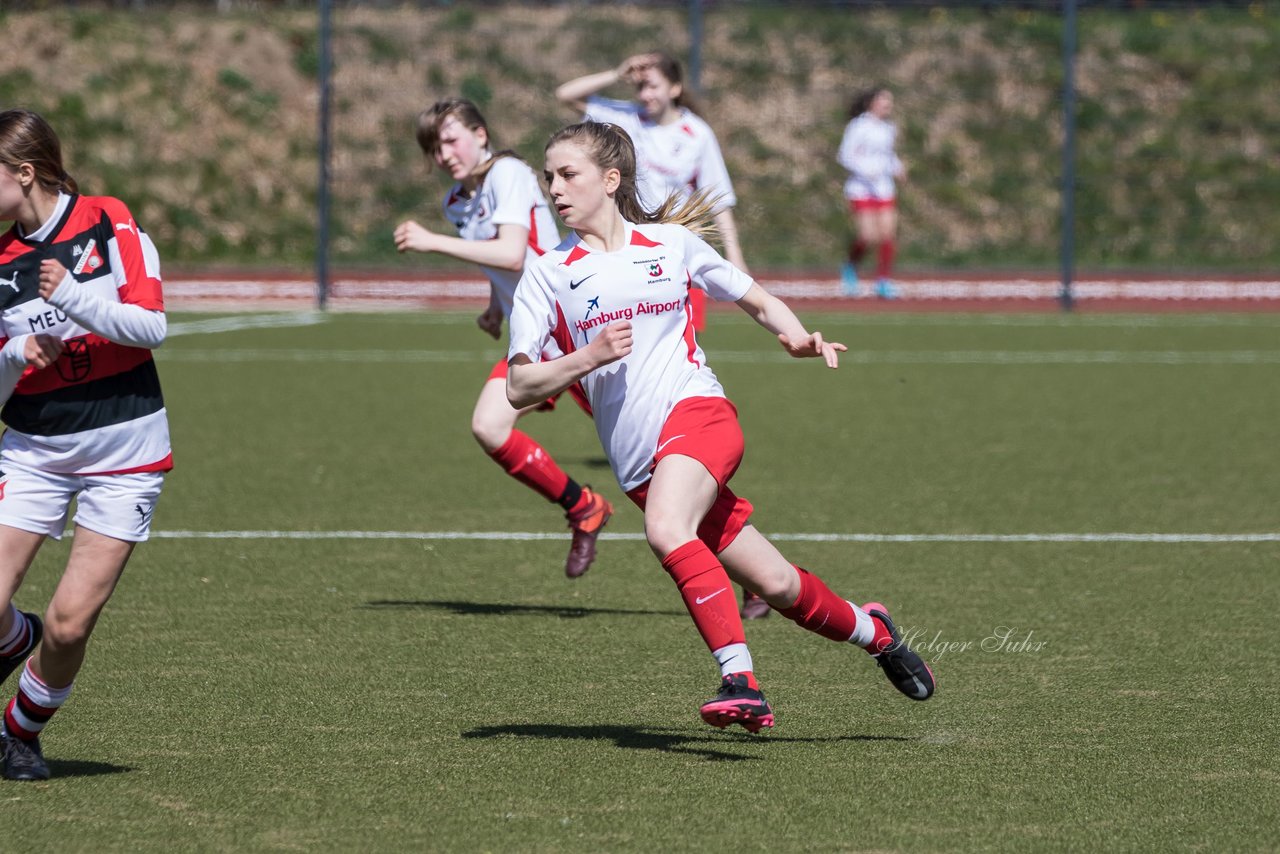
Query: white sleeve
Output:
[[46, 272, 167, 349], [583, 97, 642, 134], [692, 128, 737, 210], [837, 120, 864, 175], [507, 266, 557, 364], [486, 159, 536, 229], [677, 227, 753, 302], [0, 334, 31, 407]]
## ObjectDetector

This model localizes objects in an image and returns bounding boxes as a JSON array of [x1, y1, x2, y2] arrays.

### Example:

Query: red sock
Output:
[[778, 566, 861, 642], [488, 430, 570, 503], [661, 540, 745, 653], [849, 238, 867, 265], [875, 240, 896, 279]]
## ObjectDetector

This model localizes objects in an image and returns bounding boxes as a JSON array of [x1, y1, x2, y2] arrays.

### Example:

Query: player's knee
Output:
[[40, 608, 94, 652], [644, 512, 696, 558], [470, 412, 512, 453]]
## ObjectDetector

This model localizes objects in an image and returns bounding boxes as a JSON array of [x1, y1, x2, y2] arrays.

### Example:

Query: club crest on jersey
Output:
[[648, 262, 663, 278], [72, 239, 105, 276]]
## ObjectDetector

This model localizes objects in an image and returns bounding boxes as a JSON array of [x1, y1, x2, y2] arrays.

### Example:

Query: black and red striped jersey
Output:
[[0, 193, 171, 475]]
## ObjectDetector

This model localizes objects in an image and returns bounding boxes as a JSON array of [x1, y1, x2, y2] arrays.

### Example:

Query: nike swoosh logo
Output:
[[655, 434, 686, 455], [569, 273, 597, 290], [694, 588, 727, 605]]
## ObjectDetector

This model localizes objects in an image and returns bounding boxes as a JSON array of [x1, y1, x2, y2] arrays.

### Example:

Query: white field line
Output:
[[156, 348, 1280, 366], [163, 277, 1280, 302], [150, 530, 1280, 543], [167, 312, 326, 336]]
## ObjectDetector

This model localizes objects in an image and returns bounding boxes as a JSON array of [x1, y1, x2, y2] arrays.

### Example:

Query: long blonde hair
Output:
[[545, 121, 721, 240], [0, 109, 77, 195]]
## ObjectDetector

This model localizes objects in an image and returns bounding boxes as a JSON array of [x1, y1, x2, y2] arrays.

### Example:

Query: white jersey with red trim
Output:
[[443, 155, 559, 318], [584, 98, 737, 212], [508, 220, 753, 492], [0, 193, 170, 475], [837, 113, 902, 201]]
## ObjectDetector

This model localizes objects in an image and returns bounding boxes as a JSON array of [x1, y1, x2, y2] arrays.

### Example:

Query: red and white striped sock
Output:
[[3, 662, 72, 741]]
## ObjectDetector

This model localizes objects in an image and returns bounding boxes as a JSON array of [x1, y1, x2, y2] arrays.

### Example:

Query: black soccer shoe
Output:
[[2, 732, 50, 781], [0, 611, 42, 686], [863, 602, 935, 701], [699, 673, 775, 733]]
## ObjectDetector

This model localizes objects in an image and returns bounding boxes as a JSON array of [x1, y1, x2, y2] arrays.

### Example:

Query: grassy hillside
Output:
[[1, 3, 1276, 271]]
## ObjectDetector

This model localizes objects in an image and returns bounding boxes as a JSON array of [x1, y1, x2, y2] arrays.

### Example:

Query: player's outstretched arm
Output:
[[734, 282, 847, 369], [507, 320, 633, 408]]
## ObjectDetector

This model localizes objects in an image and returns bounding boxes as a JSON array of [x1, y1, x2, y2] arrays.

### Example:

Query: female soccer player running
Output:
[[394, 99, 612, 578], [838, 86, 907, 299], [507, 122, 935, 733], [0, 109, 172, 780], [558, 55, 765, 617]]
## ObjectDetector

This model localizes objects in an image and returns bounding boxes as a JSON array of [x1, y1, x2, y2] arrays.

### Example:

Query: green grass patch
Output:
[[3, 311, 1278, 849]]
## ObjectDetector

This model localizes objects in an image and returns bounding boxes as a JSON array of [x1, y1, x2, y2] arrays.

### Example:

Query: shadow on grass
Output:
[[463, 723, 910, 762], [362, 600, 684, 619], [46, 758, 133, 778]]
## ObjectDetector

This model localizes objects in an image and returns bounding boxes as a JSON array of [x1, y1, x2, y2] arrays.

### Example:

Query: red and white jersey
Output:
[[0, 193, 171, 475], [838, 113, 902, 201], [508, 220, 753, 491], [443, 155, 560, 318], [584, 98, 737, 213]]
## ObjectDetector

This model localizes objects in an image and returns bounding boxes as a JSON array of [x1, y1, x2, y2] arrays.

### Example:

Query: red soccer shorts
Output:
[[625, 396, 754, 554], [849, 197, 896, 213]]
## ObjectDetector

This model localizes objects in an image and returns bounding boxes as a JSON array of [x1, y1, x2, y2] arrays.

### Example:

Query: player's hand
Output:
[[38, 259, 69, 300], [23, 334, 64, 369], [476, 305, 503, 340], [589, 320, 633, 367], [616, 53, 658, 84], [778, 331, 847, 369], [393, 220, 440, 254]]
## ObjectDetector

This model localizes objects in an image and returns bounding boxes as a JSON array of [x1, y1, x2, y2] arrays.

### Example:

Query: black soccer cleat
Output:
[[2, 732, 50, 782], [863, 602, 935, 701], [0, 611, 42, 687]]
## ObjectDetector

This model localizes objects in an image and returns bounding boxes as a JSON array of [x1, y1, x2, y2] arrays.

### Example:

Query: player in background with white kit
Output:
[[0, 109, 172, 781], [556, 53, 767, 618], [394, 99, 613, 578], [838, 86, 906, 299], [507, 122, 935, 733], [555, 54, 749, 320]]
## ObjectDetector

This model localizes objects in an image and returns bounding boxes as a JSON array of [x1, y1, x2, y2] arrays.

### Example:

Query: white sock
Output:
[[712, 643, 753, 677], [846, 602, 876, 648]]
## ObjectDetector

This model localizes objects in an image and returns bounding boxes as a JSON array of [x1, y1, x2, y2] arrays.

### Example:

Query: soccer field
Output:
[[7, 310, 1279, 851]]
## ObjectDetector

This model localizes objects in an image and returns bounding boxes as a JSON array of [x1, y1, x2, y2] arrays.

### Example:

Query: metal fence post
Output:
[[688, 0, 703, 92], [1060, 0, 1078, 312], [316, 0, 334, 310]]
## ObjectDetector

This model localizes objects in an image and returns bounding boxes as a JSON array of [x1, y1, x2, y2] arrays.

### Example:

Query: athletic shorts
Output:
[[849, 197, 896, 213], [0, 460, 164, 542], [625, 396, 754, 554], [487, 358, 592, 415]]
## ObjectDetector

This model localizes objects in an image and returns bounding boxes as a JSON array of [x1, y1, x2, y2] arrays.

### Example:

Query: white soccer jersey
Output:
[[443, 155, 560, 317], [584, 98, 737, 212], [508, 220, 753, 492], [837, 113, 902, 201]]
